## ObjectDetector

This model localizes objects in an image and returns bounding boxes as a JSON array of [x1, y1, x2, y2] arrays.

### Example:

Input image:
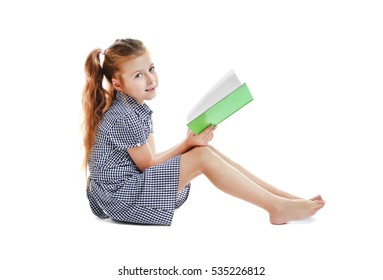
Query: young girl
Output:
[[83, 38, 325, 226]]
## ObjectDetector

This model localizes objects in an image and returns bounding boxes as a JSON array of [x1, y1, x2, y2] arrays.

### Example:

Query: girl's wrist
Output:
[[181, 138, 193, 152]]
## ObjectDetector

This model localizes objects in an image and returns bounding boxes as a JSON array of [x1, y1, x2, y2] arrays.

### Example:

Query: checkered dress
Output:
[[87, 92, 190, 225]]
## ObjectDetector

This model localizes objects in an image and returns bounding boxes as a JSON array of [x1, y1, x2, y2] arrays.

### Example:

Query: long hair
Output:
[[82, 38, 147, 170]]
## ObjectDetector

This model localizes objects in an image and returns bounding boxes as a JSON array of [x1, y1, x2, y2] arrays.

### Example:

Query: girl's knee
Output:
[[187, 146, 215, 168], [189, 146, 212, 158], [179, 147, 213, 187]]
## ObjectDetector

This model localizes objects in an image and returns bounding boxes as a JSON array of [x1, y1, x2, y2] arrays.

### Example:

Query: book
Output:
[[187, 70, 253, 134]]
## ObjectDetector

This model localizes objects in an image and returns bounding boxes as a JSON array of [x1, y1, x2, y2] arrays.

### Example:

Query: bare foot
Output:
[[269, 197, 325, 225], [310, 195, 324, 202]]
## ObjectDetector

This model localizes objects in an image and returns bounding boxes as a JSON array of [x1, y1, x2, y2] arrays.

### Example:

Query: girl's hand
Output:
[[185, 125, 216, 148]]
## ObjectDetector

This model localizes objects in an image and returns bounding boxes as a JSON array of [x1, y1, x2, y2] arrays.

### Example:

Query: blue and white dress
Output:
[[87, 92, 190, 225]]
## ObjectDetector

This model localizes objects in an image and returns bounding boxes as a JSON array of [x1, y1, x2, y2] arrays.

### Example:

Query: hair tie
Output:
[[99, 48, 106, 68]]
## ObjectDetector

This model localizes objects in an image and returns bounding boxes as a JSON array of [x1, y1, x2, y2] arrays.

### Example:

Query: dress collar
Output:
[[116, 91, 153, 118]]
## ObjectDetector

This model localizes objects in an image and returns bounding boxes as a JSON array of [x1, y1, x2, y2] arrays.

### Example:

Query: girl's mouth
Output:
[[145, 86, 156, 93]]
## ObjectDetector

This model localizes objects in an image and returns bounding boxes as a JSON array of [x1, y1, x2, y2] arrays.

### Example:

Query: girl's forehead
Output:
[[121, 53, 152, 71]]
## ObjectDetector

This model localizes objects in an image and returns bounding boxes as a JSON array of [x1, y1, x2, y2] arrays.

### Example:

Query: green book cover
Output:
[[187, 71, 253, 134]]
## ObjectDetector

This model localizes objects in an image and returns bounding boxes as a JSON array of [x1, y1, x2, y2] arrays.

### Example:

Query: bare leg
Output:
[[206, 146, 323, 202], [207, 145, 302, 199], [178, 147, 325, 224]]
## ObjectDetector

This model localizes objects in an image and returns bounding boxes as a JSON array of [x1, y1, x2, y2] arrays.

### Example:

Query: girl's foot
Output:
[[269, 196, 325, 225], [310, 195, 324, 202]]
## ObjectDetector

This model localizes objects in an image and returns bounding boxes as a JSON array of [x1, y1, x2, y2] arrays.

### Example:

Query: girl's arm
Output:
[[128, 126, 216, 172]]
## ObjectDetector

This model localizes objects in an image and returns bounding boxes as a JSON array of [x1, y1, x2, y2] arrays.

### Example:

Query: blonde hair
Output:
[[82, 38, 147, 169]]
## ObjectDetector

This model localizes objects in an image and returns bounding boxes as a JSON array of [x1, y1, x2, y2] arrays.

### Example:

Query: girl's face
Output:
[[112, 53, 158, 104]]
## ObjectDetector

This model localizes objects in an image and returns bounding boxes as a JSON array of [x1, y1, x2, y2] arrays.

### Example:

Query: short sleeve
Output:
[[109, 113, 147, 150]]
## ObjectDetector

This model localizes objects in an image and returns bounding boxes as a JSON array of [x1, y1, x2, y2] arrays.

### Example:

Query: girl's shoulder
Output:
[[100, 102, 138, 131], [107, 100, 136, 117]]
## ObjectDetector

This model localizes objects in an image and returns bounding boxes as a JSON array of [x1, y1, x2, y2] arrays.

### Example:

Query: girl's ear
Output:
[[112, 78, 122, 91]]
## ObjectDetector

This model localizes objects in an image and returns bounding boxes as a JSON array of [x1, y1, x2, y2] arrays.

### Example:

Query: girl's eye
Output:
[[149, 66, 155, 72], [135, 73, 143, 79]]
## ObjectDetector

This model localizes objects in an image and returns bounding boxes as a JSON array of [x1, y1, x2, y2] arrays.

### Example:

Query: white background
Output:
[[1, 0, 382, 279]]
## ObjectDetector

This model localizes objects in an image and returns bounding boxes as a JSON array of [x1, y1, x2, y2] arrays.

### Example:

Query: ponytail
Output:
[[82, 38, 147, 173], [82, 49, 115, 169]]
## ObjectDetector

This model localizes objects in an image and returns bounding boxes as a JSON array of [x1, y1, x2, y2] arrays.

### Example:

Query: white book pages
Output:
[[187, 70, 242, 122]]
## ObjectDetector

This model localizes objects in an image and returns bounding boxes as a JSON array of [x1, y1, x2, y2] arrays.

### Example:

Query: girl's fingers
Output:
[[203, 126, 216, 142], [200, 126, 212, 138], [204, 125, 216, 135], [187, 125, 216, 146]]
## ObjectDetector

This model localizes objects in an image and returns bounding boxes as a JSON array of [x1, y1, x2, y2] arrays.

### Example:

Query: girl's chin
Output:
[[145, 91, 157, 99]]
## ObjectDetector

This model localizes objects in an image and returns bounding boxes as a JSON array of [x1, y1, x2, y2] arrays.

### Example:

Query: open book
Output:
[[187, 70, 253, 134]]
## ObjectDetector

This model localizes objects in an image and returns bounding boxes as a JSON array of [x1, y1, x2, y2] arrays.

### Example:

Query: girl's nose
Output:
[[147, 73, 155, 84]]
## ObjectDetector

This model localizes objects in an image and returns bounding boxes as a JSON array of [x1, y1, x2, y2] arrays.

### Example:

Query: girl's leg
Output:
[[178, 146, 325, 224], [207, 145, 305, 200]]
